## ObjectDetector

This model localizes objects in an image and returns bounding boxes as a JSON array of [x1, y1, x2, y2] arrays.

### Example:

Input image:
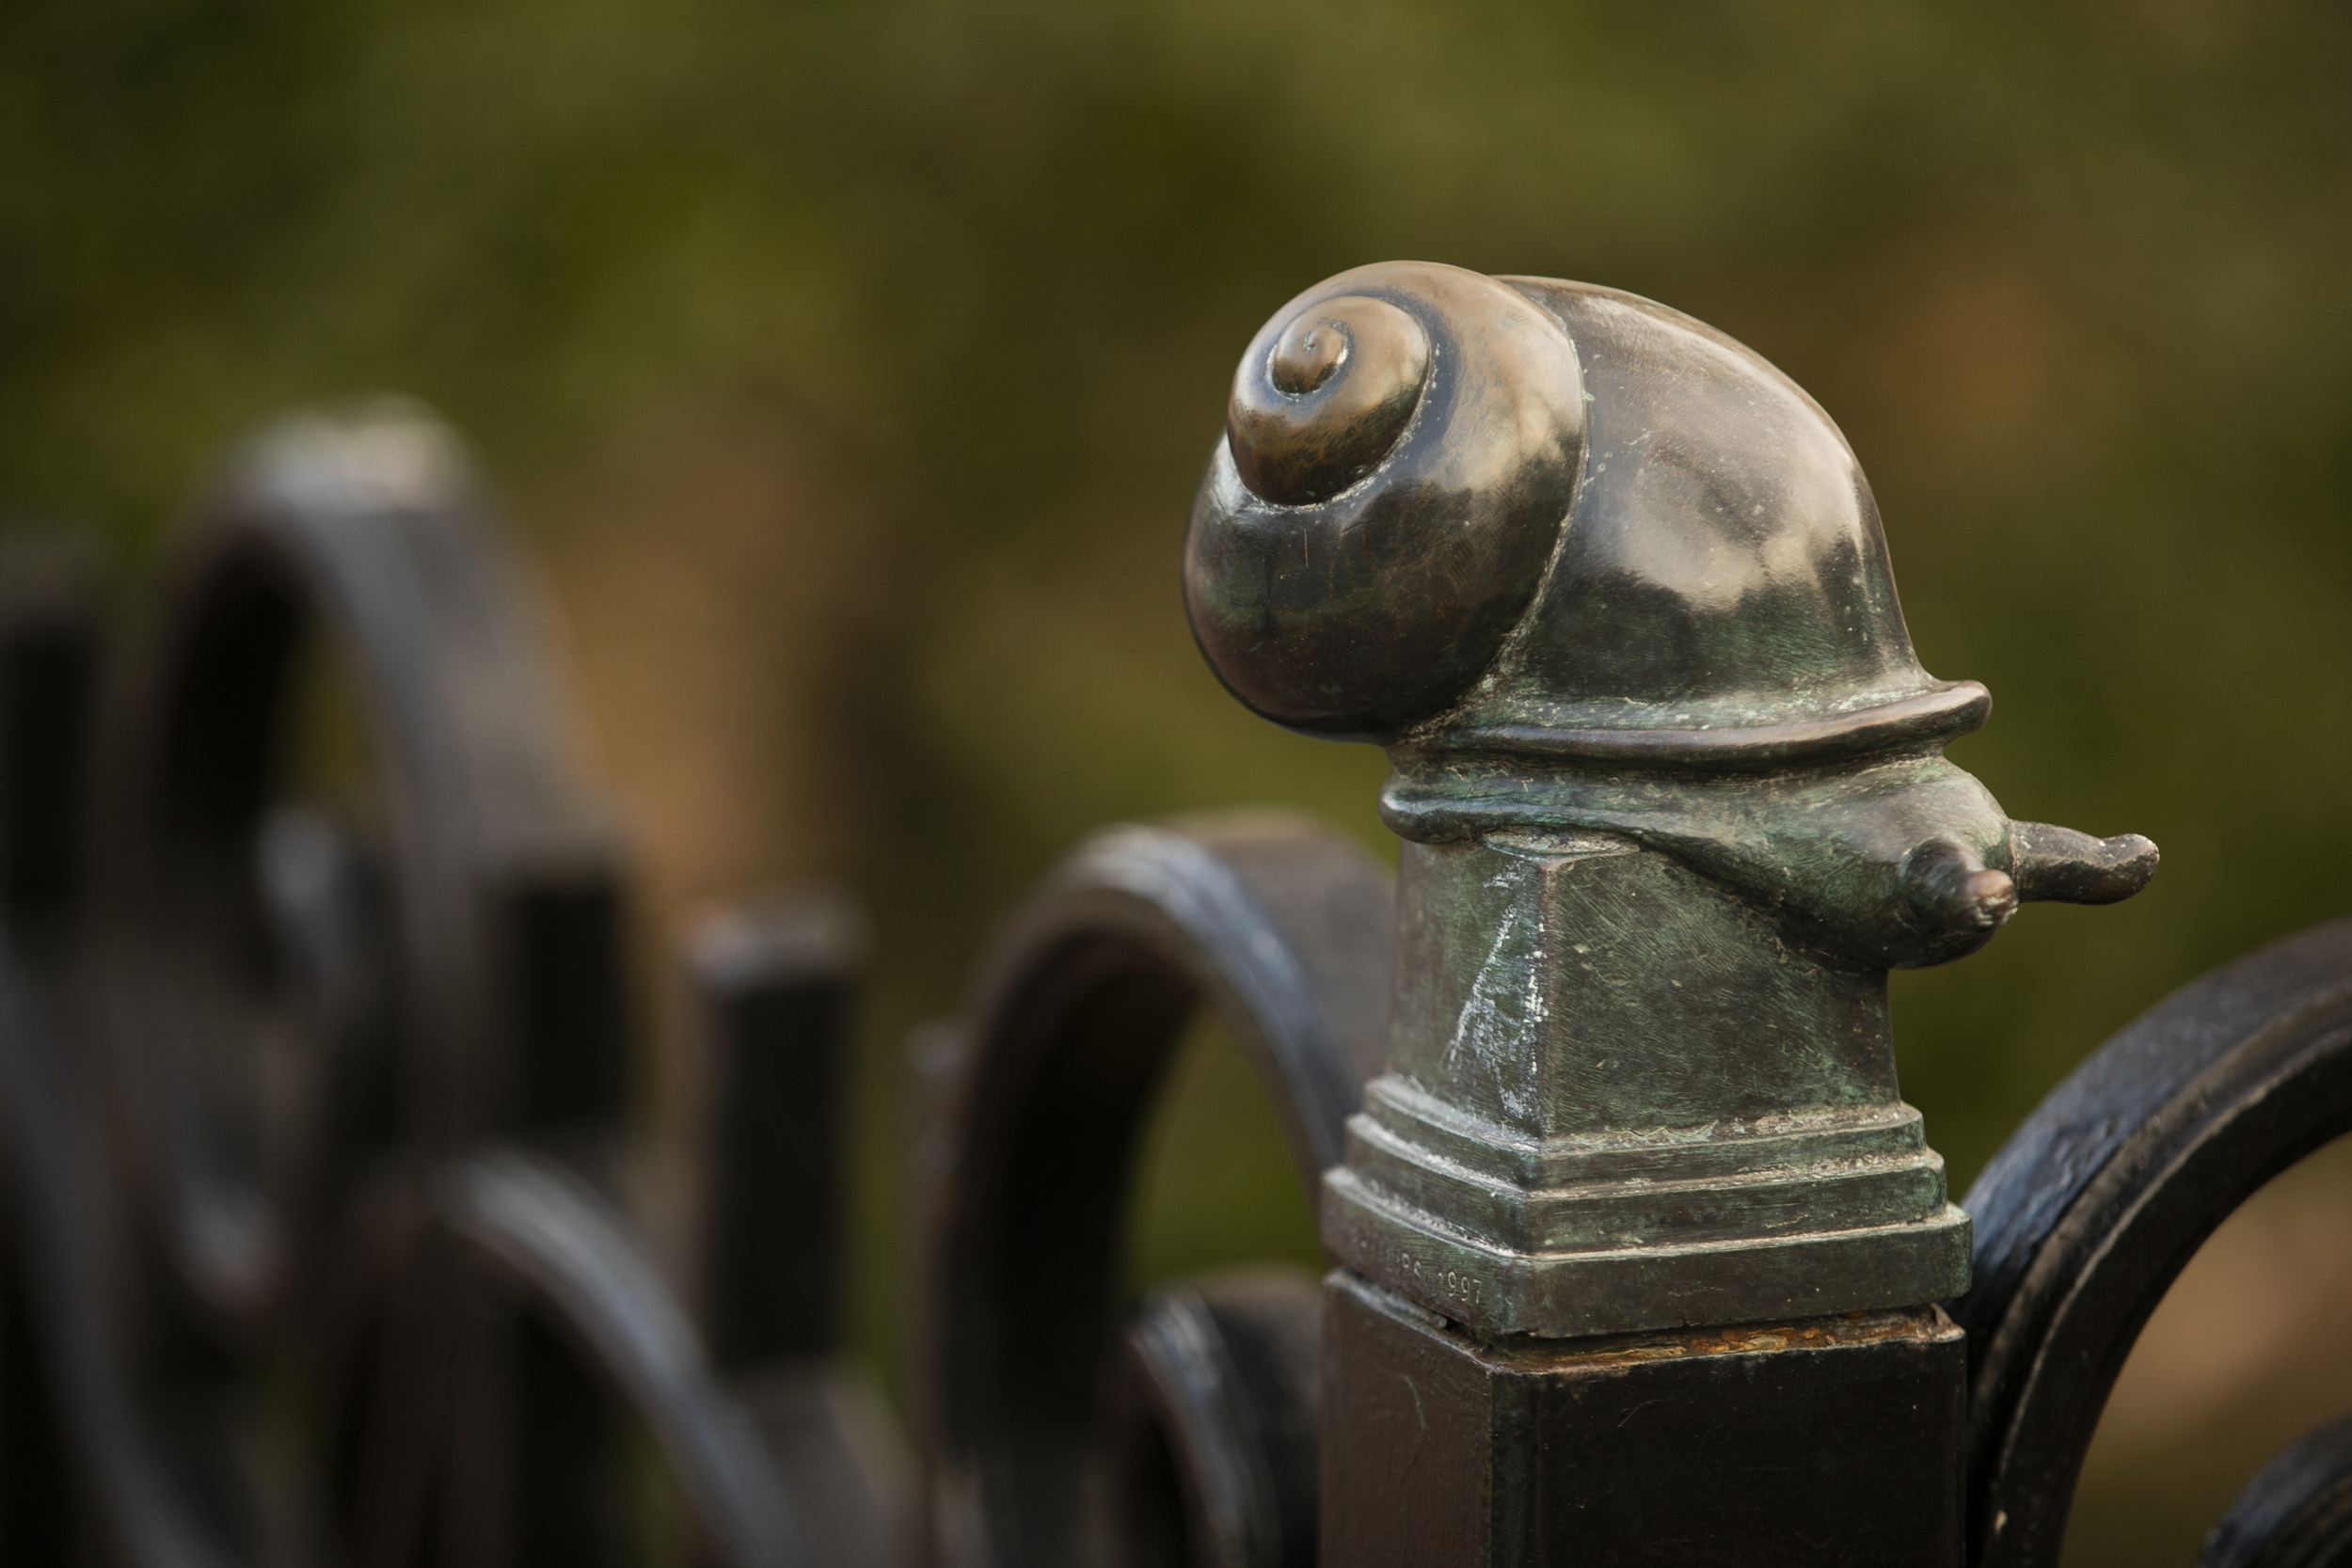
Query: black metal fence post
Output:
[[1182, 262, 2159, 1566], [693, 888, 867, 1372], [0, 541, 98, 1560], [690, 886, 911, 1568]]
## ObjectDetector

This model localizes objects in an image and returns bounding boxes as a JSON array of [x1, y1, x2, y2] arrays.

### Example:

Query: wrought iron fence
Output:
[[0, 264, 2344, 1567]]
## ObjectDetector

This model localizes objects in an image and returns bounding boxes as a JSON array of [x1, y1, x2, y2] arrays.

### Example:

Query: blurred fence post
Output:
[[691, 886, 910, 1568], [0, 539, 95, 1560], [0, 539, 97, 966]]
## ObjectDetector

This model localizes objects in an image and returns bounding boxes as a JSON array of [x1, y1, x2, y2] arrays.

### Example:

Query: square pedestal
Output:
[[1322, 1271, 1964, 1567]]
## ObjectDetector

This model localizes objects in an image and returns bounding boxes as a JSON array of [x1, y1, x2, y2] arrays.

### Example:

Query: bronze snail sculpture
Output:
[[1184, 261, 2158, 1338], [1187, 260, 2154, 971]]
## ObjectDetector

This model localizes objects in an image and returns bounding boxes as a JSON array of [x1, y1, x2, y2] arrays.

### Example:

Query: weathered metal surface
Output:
[[1957, 919, 2352, 1568], [1185, 260, 2156, 1347], [914, 811, 1391, 1566], [1333, 828, 1966, 1337]]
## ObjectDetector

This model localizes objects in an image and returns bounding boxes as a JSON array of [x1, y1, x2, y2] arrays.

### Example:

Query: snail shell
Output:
[[1184, 261, 1586, 742]]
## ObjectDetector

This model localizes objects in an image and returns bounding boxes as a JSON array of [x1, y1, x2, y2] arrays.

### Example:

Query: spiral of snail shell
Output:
[[1184, 261, 1587, 742], [1227, 296, 1432, 505]]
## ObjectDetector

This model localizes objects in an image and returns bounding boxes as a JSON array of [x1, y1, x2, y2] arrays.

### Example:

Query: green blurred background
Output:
[[8, 1, 2352, 1560]]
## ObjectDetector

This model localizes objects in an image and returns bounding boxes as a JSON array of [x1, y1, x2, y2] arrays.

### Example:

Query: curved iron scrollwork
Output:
[[89, 395, 624, 1323], [417, 1148, 806, 1567], [84, 397, 652, 1563], [0, 936, 223, 1568], [1957, 918, 2352, 1568], [914, 813, 1392, 1568], [0, 397, 835, 1566], [2201, 1411, 2352, 1568], [1106, 1271, 1320, 1568]]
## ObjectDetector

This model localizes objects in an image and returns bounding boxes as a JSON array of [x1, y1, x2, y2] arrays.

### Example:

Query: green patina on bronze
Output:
[[1184, 261, 2158, 1338]]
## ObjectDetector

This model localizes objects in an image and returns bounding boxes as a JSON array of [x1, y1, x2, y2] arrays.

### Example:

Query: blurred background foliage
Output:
[[6, 0, 2352, 1560]]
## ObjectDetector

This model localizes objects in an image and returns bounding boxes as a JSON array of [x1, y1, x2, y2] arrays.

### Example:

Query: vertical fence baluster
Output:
[[691, 886, 908, 1568]]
